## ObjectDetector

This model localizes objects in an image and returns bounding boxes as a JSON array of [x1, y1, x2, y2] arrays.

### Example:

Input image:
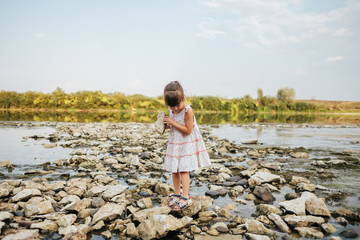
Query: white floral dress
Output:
[[164, 105, 211, 173]]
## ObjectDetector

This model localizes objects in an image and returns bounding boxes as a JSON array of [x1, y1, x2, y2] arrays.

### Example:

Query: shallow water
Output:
[[211, 124, 360, 151], [1, 122, 360, 239]]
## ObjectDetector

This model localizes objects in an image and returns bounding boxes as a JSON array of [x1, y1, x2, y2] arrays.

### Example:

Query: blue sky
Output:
[[0, 0, 359, 100]]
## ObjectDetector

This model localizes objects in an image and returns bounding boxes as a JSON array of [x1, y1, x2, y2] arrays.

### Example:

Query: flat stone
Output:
[[101, 184, 127, 201], [0, 160, 11, 167], [289, 176, 310, 185], [280, 197, 306, 216], [290, 152, 309, 158], [268, 213, 291, 233], [295, 227, 324, 239], [133, 206, 171, 222], [245, 219, 276, 237], [24, 200, 55, 217], [30, 220, 58, 232], [284, 215, 325, 227], [256, 204, 283, 215], [321, 223, 337, 234], [12, 189, 41, 202], [339, 229, 359, 238], [42, 143, 57, 148], [297, 183, 316, 192], [92, 203, 126, 225], [331, 208, 360, 221], [0, 212, 14, 221], [301, 192, 331, 217], [2, 229, 40, 240], [245, 233, 270, 240], [250, 171, 281, 184], [126, 222, 139, 237]]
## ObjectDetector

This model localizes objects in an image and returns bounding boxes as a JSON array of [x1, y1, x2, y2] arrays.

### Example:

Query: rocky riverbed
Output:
[[0, 121, 359, 240]]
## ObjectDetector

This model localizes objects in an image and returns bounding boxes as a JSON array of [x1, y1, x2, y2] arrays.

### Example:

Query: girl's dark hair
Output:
[[164, 81, 185, 107]]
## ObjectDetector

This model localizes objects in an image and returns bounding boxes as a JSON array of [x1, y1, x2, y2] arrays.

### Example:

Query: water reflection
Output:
[[0, 110, 359, 125]]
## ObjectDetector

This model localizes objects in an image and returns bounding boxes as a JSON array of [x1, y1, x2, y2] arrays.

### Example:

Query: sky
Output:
[[0, 0, 359, 101]]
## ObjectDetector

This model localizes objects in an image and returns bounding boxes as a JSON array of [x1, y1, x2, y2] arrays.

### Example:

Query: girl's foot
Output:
[[172, 196, 192, 211], [168, 194, 181, 207]]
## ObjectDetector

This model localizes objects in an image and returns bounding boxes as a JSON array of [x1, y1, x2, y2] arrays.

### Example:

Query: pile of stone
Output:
[[0, 121, 359, 240]]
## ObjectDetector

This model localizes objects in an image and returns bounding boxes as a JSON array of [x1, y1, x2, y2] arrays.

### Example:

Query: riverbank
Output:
[[0, 121, 359, 239]]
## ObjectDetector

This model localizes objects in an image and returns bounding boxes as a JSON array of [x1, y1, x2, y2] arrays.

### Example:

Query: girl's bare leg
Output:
[[172, 172, 181, 195], [180, 171, 190, 199]]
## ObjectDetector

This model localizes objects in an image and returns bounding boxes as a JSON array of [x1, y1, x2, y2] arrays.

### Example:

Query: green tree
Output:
[[257, 88, 264, 108], [277, 87, 296, 105]]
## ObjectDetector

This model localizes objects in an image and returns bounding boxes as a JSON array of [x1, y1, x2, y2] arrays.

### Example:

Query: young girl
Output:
[[163, 81, 211, 210]]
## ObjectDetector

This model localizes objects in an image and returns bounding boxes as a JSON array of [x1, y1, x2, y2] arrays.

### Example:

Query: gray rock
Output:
[[126, 222, 139, 237], [284, 192, 297, 200], [137, 214, 192, 240], [211, 222, 229, 233], [331, 208, 360, 221], [0, 212, 14, 221], [154, 182, 173, 196], [12, 189, 41, 202], [336, 217, 348, 226], [133, 206, 171, 222], [284, 215, 325, 227], [2, 229, 40, 240], [328, 237, 343, 240], [137, 197, 153, 209], [245, 219, 276, 237], [218, 208, 233, 219], [256, 204, 283, 215], [245, 233, 271, 240], [30, 219, 58, 231], [101, 184, 127, 201], [301, 192, 331, 217], [0, 221, 5, 234], [253, 186, 275, 203], [91, 197, 106, 208], [242, 139, 258, 144], [24, 200, 55, 217], [42, 143, 57, 148], [0, 186, 10, 198], [268, 213, 291, 233], [339, 229, 359, 238], [154, 112, 166, 134], [85, 185, 108, 197], [296, 183, 316, 192], [290, 152, 309, 158], [295, 227, 324, 239], [250, 171, 281, 184], [321, 223, 337, 234], [92, 203, 126, 225], [279, 197, 306, 216]]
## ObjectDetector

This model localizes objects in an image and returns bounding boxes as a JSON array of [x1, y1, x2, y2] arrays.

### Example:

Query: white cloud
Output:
[[197, 0, 358, 46], [332, 28, 352, 37], [195, 20, 226, 38], [130, 79, 142, 88], [200, 0, 221, 8], [34, 33, 47, 38], [325, 56, 344, 64], [294, 66, 305, 75]]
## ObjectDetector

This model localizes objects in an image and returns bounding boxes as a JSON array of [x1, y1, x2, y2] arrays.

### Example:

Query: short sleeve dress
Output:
[[164, 105, 212, 173]]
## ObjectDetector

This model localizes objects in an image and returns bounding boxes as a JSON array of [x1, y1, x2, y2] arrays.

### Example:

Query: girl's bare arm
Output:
[[163, 110, 194, 135]]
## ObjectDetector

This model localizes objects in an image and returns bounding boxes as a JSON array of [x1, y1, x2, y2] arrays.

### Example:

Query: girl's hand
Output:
[[163, 116, 174, 126]]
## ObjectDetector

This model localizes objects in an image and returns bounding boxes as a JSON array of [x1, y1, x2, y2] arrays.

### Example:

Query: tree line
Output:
[[0, 87, 319, 112]]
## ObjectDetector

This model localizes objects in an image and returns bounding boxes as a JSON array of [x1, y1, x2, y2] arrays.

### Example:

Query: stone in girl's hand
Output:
[[155, 112, 166, 134]]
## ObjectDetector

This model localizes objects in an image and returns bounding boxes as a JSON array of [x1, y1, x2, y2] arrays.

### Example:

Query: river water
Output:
[[0, 120, 359, 239]]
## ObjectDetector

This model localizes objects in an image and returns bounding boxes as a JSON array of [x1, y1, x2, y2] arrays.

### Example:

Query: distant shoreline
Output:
[[1, 108, 360, 115]]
